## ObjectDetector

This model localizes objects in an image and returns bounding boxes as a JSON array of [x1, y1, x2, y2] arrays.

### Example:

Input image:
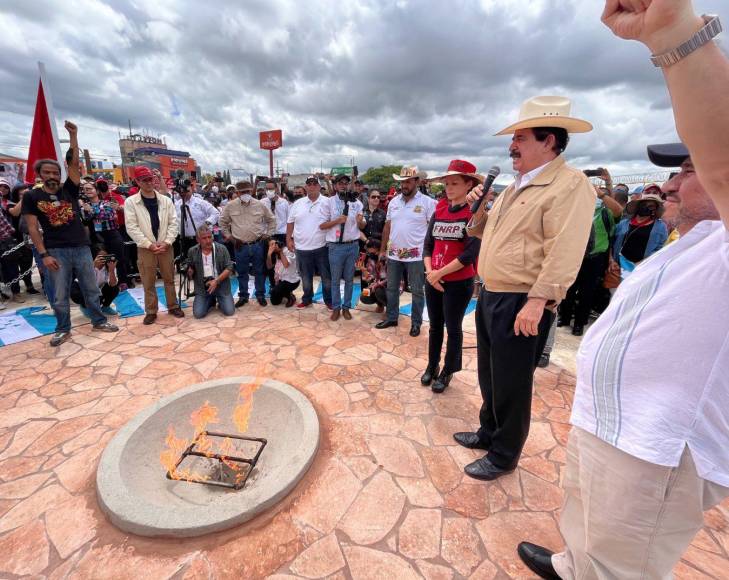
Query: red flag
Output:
[[27, 64, 64, 181]]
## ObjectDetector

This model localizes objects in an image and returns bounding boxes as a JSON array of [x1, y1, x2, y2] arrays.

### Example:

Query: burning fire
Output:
[[161, 373, 265, 483]]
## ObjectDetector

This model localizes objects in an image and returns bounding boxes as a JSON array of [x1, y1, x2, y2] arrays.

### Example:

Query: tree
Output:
[[360, 165, 403, 191]]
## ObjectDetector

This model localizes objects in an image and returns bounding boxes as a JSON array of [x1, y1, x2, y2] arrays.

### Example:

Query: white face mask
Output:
[[266, 190, 276, 199], [241, 193, 252, 203]]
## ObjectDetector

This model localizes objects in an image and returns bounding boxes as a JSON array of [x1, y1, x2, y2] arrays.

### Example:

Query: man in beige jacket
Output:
[[456, 96, 595, 481], [124, 166, 184, 324]]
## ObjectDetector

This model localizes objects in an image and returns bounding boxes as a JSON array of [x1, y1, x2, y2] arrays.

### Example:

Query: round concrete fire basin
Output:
[[96, 377, 319, 538]]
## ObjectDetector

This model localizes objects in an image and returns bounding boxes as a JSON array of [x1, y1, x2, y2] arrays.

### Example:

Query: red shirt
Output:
[[423, 199, 479, 282]]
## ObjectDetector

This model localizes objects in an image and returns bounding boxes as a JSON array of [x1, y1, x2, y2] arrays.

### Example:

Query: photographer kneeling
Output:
[[71, 245, 119, 317], [266, 238, 300, 307], [186, 225, 235, 319]]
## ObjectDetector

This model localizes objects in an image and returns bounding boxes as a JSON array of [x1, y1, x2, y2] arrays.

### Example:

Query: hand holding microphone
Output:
[[470, 166, 500, 214]]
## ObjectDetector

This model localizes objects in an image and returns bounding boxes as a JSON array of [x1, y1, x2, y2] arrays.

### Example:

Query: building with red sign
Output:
[[119, 134, 200, 183]]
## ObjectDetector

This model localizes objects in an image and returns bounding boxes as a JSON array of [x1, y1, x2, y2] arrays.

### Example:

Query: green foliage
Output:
[[360, 165, 403, 191]]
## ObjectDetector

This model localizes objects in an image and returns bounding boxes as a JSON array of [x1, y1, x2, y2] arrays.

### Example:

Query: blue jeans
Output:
[[192, 289, 235, 318], [386, 259, 425, 325], [47, 246, 106, 332], [32, 246, 55, 304], [328, 241, 358, 310], [234, 242, 265, 299], [296, 246, 332, 306]]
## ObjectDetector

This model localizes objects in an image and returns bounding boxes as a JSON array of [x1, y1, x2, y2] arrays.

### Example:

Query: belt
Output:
[[328, 240, 359, 245], [233, 237, 263, 249]]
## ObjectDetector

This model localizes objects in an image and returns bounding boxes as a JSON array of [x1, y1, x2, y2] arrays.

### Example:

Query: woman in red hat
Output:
[[421, 160, 483, 393]]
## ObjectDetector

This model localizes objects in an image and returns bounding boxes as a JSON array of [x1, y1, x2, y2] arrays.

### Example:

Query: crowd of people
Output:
[[0, 1, 727, 577]]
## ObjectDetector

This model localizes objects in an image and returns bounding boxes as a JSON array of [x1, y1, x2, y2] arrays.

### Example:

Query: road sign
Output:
[[260, 130, 283, 150]]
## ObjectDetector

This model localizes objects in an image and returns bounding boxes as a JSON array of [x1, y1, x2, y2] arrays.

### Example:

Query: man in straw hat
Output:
[[375, 166, 436, 336], [515, 1, 729, 578], [458, 97, 596, 481]]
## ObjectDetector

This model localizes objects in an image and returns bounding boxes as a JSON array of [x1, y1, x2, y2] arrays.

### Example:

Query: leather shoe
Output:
[[431, 371, 452, 393], [375, 320, 398, 329], [538, 353, 550, 368], [464, 457, 514, 481], [557, 317, 570, 327], [169, 308, 185, 318], [420, 364, 439, 386], [330, 309, 340, 321], [409, 324, 420, 337], [257, 297, 267, 306], [143, 313, 157, 325], [517, 542, 560, 580], [453, 432, 489, 450], [572, 325, 584, 336], [235, 297, 248, 308], [342, 308, 352, 320]]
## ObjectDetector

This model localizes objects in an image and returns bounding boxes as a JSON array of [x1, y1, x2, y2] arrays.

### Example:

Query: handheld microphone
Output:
[[470, 166, 500, 214]]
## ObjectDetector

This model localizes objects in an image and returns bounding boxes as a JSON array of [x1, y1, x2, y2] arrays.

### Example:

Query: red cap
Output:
[[446, 160, 477, 174], [95, 177, 108, 184], [133, 166, 154, 180]]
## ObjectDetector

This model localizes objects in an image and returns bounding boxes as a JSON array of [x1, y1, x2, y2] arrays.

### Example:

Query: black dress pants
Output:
[[559, 251, 609, 327], [475, 290, 554, 470], [426, 278, 474, 374], [100, 229, 129, 286]]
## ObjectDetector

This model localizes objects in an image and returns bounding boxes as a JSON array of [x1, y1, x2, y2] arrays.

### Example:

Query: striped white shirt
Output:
[[571, 220, 729, 487]]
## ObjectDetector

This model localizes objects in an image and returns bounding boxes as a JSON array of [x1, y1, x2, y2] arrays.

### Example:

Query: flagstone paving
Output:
[[0, 305, 726, 579]]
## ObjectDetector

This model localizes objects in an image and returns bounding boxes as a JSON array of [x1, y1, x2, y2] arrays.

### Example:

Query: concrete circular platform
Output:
[[96, 377, 320, 538]]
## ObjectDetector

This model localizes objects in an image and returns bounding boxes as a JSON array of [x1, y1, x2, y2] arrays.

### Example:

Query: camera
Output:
[[99, 254, 116, 264], [80, 194, 91, 203], [174, 170, 191, 194], [583, 168, 605, 177], [339, 190, 360, 203]]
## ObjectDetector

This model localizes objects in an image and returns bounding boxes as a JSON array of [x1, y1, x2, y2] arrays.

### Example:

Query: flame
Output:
[[160, 374, 265, 484], [232, 373, 265, 433]]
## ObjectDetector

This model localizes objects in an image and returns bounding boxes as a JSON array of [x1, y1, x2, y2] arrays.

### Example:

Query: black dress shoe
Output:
[[431, 371, 452, 393], [557, 317, 570, 327], [409, 324, 421, 337], [235, 297, 248, 308], [538, 353, 550, 368], [375, 320, 398, 329], [464, 457, 514, 481], [517, 542, 560, 580], [257, 297, 267, 306], [572, 325, 584, 336], [453, 432, 489, 450], [420, 364, 439, 386]]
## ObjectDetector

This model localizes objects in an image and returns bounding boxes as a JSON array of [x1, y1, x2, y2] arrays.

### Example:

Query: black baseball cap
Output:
[[305, 175, 319, 184], [333, 174, 351, 183], [647, 143, 690, 167]]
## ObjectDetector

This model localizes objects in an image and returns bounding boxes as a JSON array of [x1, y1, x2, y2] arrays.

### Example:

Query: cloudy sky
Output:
[[1, 0, 726, 184]]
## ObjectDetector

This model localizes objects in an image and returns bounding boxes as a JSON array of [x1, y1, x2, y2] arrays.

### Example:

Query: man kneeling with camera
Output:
[[186, 225, 236, 319]]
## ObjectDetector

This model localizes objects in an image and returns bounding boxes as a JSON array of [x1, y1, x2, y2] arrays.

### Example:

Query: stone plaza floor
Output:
[[0, 303, 727, 579]]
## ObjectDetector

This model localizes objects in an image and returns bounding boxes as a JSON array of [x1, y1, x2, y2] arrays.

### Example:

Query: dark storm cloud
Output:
[[1, 0, 726, 179]]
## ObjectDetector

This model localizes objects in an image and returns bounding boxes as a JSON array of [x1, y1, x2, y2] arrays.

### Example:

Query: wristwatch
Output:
[[651, 15, 722, 68], [40, 252, 50, 259]]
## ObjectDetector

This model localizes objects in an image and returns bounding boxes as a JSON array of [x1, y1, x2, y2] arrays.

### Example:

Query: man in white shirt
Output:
[[517, 3, 729, 579], [319, 174, 365, 321], [286, 176, 332, 310], [376, 166, 436, 336], [175, 182, 220, 256], [261, 183, 290, 244]]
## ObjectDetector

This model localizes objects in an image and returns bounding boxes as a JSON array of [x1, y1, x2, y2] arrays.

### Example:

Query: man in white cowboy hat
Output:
[[458, 96, 595, 481], [375, 166, 436, 336], [515, 1, 729, 579]]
